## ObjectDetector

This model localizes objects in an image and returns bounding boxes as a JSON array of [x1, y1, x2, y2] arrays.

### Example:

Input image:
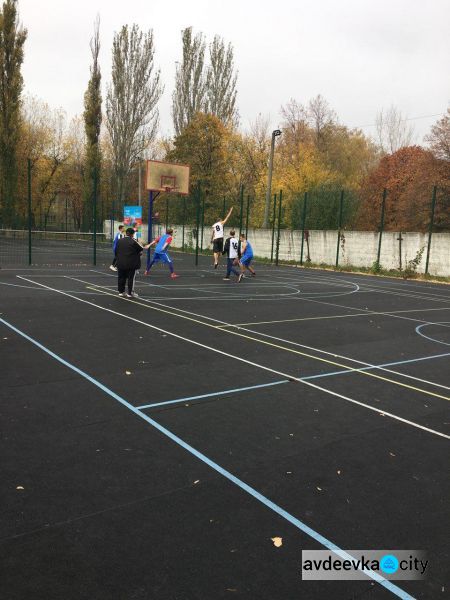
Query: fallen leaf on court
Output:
[[125, 370, 131, 375], [271, 537, 283, 547], [184, 403, 189, 407], [193, 480, 200, 485], [16, 486, 24, 490], [316, 487, 323, 491], [389, 452, 396, 457], [289, 433, 294, 436], [286, 471, 292, 474]]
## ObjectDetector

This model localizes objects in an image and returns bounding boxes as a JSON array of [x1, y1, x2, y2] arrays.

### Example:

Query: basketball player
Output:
[[211, 206, 233, 268], [222, 230, 240, 280], [238, 233, 256, 282], [144, 228, 179, 279]]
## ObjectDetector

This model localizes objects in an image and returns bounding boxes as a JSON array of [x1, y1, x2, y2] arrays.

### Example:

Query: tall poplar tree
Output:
[[83, 15, 102, 230], [106, 24, 163, 203], [0, 0, 26, 224], [172, 27, 206, 136], [205, 35, 238, 126]]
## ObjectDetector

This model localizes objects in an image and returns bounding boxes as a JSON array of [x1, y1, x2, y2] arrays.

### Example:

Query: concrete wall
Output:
[[104, 221, 450, 277]]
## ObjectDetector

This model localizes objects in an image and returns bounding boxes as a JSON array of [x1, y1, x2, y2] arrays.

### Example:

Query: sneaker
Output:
[[237, 273, 244, 283], [110, 265, 117, 271], [223, 277, 230, 281], [118, 292, 126, 297], [170, 273, 180, 279], [131, 292, 139, 298], [126, 293, 133, 298]]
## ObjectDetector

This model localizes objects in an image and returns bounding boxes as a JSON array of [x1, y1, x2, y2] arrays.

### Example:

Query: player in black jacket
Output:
[[115, 228, 146, 298]]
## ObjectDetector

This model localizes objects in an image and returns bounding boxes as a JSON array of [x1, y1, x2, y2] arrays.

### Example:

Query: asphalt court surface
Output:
[[1, 256, 449, 599]]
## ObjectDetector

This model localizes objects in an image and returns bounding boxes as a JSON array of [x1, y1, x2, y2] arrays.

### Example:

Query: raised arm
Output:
[[222, 206, 234, 225]]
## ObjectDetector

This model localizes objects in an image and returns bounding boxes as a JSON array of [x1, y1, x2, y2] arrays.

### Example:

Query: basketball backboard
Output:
[[145, 160, 190, 195]]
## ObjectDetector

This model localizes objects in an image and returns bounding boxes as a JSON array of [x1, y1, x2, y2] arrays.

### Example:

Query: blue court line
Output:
[[301, 352, 450, 382], [0, 316, 413, 600], [137, 380, 290, 409], [138, 351, 450, 410]]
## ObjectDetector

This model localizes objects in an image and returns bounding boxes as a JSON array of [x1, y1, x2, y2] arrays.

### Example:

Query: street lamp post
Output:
[[263, 129, 282, 228], [138, 157, 142, 207]]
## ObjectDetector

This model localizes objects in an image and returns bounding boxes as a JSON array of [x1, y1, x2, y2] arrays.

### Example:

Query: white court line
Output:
[[79, 278, 450, 395], [273, 271, 450, 305], [68, 275, 450, 397], [17, 275, 450, 441], [222, 306, 450, 328]]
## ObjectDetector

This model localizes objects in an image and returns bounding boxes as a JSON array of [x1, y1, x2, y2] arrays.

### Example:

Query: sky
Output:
[[19, 0, 450, 142]]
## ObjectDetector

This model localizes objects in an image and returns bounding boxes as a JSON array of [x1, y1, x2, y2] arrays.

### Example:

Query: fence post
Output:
[[270, 193, 277, 262], [195, 184, 201, 266], [93, 167, 97, 266], [239, 184, 244, 236], [300, 192, 308, 265], [335, 190, 344, 268], [275, 189, 283, 266], [200, 195, 205, 252], [376, 188, 387, 266], [182, 196, 186, 252], [245, 194, 250, 237], [27, 158, 32, 265], [145, 191, 153, 272], [425, 186, 437, 275]]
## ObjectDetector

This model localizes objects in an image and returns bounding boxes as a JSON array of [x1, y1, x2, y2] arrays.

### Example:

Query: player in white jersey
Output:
[[222, 230, 240, 280], [211, 206, 233, 268]]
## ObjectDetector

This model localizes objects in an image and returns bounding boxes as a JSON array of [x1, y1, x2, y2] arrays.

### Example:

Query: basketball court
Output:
[[1, 254, 449, 599]]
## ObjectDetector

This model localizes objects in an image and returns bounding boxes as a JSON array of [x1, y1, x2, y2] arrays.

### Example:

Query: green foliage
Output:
[[403, 246, 425, 279], [0, 0, 27, 224], [370, 260, 382, 274]]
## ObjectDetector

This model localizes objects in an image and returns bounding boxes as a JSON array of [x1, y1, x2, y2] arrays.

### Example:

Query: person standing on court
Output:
[[110, 224, 124, 271], [211, 206, 233, 268], [222, 229, 240, 281], [115, 227, 144, 298]]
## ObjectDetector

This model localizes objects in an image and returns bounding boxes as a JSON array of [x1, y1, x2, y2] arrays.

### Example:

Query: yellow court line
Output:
[[216, 306, 450, 328], [83, 282, 450, 403]]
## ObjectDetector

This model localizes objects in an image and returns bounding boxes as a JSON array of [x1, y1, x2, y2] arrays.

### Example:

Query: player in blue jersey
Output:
[[237, 233, 255, 282], [110, 224, 124, 271], [144, 228, 179, 278]]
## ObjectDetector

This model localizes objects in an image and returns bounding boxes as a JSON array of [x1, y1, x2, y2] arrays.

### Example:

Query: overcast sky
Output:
[[20, 0, 450, 142]]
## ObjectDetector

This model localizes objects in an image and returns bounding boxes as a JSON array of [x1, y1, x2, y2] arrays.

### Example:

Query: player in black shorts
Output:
[[210, 207, 233, 268]]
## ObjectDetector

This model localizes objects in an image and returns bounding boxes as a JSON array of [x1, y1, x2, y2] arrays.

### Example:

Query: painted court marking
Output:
[[77, 277, 450, 399], [16, 276, 450, 440], [0, 315, 415, 600]]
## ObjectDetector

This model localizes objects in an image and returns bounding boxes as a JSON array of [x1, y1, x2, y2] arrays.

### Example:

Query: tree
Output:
[[425, 108, 450, 160], [357, 146, 449, 232], [172, 27, 206, 136], [205, 35, 238, 126], [167, 112, 230, 222], [106, 24, 163, 203], [0, 0, 27, 224], [375, 105, 415, 154], [83, 15, 102, 229]]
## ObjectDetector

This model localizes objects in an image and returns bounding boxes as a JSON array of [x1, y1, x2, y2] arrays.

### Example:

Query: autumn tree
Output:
[[205, 35, 238, 126], [425, 108, 450, 160], [0, 0, 26, 224], [106, 24, 163, 203], [167, 112, 230, 222], [357, 146, 449, 232], [172, 27, 206, 136], [83, 15, 102, 229]]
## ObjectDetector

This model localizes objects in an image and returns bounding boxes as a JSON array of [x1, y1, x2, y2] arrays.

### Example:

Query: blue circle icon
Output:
[[380, 554, 399, 574]]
